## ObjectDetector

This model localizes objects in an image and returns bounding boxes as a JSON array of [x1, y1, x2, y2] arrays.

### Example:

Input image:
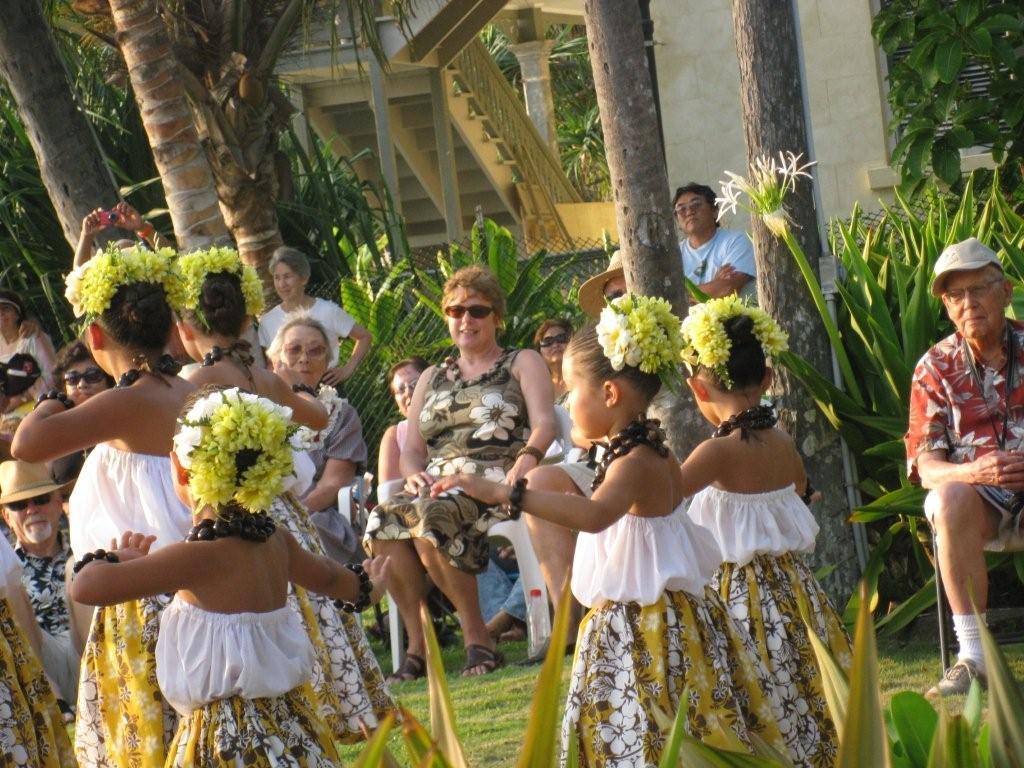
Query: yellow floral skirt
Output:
[[75, 596, 177, 768], [0, 598, 76, 766], [715, 553, 851, 768], [562, 588, 787, 767], [274, 494, 394, 741], [166, 684, 341, 767]]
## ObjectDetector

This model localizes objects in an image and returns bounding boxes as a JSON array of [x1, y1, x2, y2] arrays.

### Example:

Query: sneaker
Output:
[[926, 659, 987, 698]]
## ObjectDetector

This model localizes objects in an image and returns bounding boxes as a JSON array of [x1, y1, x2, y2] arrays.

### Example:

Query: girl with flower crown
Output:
[[12, 243, 196, 766], [175, 249, 394, 740], [679, 296, 851, 767], [431, 294, 788, 768], [70, 387, 390, 767]]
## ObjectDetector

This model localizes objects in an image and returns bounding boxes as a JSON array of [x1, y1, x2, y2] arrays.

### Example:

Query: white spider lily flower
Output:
[[716, 151, 815, 236]]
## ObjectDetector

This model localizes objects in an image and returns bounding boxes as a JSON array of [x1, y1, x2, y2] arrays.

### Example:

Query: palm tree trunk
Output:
[[731, 0, 860, 600], [0, 0, 119, 250], [583, 0, 703, 456], [107, 0, 229, 251]]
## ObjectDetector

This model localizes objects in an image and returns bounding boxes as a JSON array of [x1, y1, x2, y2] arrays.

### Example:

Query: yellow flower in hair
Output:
[[174, 388, 301, 513], [596, 294, 685, 389], [177, 247, 265, 328], [680, 296, 788, 389], [65, 243, 185, 319]]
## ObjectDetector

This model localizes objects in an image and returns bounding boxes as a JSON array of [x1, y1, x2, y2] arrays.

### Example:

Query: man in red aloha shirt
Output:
[[906, 238, 1024, 698]]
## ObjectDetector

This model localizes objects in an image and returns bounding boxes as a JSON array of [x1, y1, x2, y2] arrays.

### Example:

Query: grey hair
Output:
[[266, 313, 330, 365], [269, 247, 311, 280]]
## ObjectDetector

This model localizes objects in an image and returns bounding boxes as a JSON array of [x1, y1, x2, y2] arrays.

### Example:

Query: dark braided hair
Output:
[[702, 314, 767, 391], [566, 324, 661, 404], [99, 282, 173, 353], [181, 271, 247, 337]]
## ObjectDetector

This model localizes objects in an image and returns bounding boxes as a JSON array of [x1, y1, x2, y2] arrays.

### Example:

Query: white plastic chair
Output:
[[376, 478, 549, 673], [337, 472, 374, 526]]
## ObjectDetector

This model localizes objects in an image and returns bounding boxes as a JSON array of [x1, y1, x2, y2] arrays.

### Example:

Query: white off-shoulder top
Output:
[[156, 596, 314, 716], [68, 443, 192, 559], [686, 484, 819, 567], [571, 501, 723, 607]]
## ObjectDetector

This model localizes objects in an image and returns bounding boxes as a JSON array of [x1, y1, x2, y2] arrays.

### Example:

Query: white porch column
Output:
[[509, 39, 558, 153]]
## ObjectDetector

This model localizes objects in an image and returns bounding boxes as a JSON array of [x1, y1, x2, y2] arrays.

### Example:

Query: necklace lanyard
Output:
[[963, 324, 1016, 450]]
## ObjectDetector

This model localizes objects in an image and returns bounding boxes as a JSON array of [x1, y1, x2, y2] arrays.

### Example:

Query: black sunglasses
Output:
[[6, 492, 53, 511], [539, 332, 570, 348], [64, 367, 107, 386], [444, 304, 494, 319]]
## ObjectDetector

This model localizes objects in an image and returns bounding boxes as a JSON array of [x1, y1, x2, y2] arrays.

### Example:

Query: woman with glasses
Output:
[[54, 341, 115, 407], [534, 319, 573, 402], [270, 316, 369, 566], [364, 265, 556, 679]]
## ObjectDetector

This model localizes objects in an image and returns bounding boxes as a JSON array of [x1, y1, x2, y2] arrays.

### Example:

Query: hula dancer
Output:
[[14, 244, 194, 766], [71, 387, 390, 767], [681, 296, 851, 767]]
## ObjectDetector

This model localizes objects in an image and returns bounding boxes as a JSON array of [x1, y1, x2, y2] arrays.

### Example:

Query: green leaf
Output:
[[966, 27, 992, 54], [980, 13, 1024, 33], [979, 606, 1024, 765], [838, 582, 891, 768], [954, 0, 980, 28], [931, 139, 962, 186], [889, 691, 938, 767], [963, 680, 984, 737], [904, 133, 934, 180], [419, 604, 469, 768], [876, 577, 938, 637], [927, 708, 981, 768]]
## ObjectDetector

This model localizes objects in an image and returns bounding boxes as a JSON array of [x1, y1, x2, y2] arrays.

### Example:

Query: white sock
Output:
[[953, 613, 986, 670]]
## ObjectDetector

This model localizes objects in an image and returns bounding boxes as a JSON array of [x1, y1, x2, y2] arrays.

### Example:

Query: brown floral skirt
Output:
[[363, 491, 496, 574], [715, 553, 851, 768]]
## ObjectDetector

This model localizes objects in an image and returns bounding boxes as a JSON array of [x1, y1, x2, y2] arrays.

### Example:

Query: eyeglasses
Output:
[[539, 332, 570, 348], [5, 492, 52, 512], [604, 288, 626, 302], [443, 304, 494, 319], [393, 379, 419, 396], [63, 367, 106, 387], [282, 344, 328, 361], [674, 201, 706, 215], [942, 277, 1004, 304]]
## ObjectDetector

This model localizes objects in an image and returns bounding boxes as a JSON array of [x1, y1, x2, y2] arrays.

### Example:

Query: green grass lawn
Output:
[[339, 632, 1024, 767]]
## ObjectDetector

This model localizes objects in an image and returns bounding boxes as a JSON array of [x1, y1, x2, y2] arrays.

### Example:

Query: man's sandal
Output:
[[462, 644, 504, 677], [386, 653, 426, 684]]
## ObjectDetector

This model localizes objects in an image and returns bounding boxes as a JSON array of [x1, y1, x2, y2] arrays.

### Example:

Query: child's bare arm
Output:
[[432, 456, 643, 534], [70, 535, 201, 606], [284, 531, 389, 603], [677, 439, 724, 497]]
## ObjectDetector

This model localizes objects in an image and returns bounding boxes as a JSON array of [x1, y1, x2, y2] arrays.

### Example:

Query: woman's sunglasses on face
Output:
[[443, 304, 494, 319], [5, 492, 52, 512], [64, 367, 106, 386], [539, 332, 570, 348]]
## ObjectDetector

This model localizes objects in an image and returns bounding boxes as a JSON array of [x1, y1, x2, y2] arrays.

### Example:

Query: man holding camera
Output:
[[906, 238, 1024, 698]]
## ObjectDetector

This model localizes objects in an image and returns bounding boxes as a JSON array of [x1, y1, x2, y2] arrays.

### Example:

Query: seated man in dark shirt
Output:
[[0, 460, 77, 703]]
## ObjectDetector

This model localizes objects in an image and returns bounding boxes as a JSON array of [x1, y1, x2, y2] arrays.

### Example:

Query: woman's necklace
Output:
[[713, 404, 777, 439], [444, 347, 506, 389], [186, 508, 276, 543], [591, 416, 669, 491]]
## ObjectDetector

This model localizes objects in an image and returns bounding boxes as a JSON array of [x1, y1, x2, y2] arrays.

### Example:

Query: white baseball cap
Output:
[[931, 238, 1003, 296]]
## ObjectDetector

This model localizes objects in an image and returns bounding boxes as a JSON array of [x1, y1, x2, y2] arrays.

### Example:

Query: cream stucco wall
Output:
[[651, 0, 895, 224]]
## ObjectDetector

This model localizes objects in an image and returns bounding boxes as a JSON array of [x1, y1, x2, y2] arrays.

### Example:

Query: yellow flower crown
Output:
[[64, 243, 186, 319], [680, 295, 789, 389], [177, 247, 265, 329], [173, 388, 302, 513], [596, 294, 685, 389]]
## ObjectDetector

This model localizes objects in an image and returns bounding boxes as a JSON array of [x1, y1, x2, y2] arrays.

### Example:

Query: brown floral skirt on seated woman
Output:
[[363, 491, 499, 574]]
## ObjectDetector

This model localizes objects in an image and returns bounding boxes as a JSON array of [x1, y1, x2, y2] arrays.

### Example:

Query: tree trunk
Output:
[[0, 0, 120, 250], [582, 0, 704, 457], [731, 0, 860, 601], [107, 0, 230, 251]]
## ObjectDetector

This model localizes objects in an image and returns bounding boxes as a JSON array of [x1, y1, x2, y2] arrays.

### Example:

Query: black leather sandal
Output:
[[386, 653, 426, 684], [462, 644, 504, 677]]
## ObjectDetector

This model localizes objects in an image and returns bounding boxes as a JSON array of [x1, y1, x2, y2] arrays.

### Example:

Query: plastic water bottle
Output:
[[526, 588, 551, 659]]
